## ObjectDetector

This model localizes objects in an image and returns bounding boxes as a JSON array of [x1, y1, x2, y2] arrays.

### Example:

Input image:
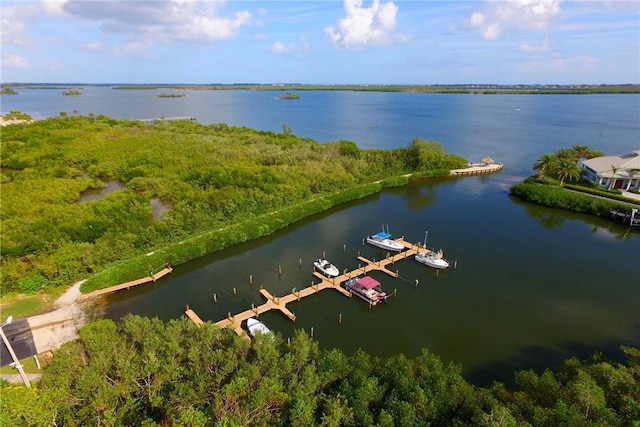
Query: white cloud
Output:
[[325, 0, 410, 49], [468, 0, 562, 40], [61, 0, 253, 47], [81, 41, 105, 52], [1, 54, 30, 68], [1, 1, 69, 46], [520, 38, 550, 53], [271, 38, 310, 56]]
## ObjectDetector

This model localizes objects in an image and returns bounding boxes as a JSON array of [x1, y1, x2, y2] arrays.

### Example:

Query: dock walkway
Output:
[[77, 266, 173, 302], [450, 163, 503, 176], [187, 238, 429, 337]]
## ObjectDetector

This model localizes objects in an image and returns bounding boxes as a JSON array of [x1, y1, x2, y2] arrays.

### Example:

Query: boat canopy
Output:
[[357, 276, 381, 289], [374, 232, 391, 239]]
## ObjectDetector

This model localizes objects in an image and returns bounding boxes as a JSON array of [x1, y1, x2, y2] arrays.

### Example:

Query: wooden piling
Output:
[[233, 287, 237, 296], [339, 313, 342, 324], [454, 260, 458, 269], [249, 274, 253, 285], [310, 327, 314, 337], [213, 293, 217, 303]]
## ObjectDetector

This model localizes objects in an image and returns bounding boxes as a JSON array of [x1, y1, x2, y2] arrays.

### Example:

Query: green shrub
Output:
[[17, 272, 49, 294]]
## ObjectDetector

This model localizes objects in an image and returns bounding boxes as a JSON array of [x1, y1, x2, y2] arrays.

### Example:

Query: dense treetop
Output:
[[1, 316, 638, 426]]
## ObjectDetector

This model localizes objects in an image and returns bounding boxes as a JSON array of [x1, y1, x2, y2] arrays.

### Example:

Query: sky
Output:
[[1, 0, 639, 84]]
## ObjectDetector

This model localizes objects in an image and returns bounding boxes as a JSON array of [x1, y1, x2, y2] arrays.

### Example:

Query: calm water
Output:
[[3, 88, 639, 383]]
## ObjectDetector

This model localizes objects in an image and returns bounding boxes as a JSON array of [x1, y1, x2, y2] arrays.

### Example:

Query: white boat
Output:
[[313, 258, 340, 277], [246, 317, 271, 337], [365, 226, 404, 252], [343, 276, 388, 305], [415, 250, 449, 269]]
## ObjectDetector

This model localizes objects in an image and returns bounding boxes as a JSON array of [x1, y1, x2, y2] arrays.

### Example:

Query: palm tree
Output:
[[533, 153, 558, 179], [570, 144, 603, 160], [608, 164, 620, 190], [556, 157, 582, 186]]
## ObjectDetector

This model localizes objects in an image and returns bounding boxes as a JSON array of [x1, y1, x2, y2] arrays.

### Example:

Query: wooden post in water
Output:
[[339, 313, 342, 324], [310, 327, 314, 337], [415, 279, 419, 288], [454, 260, 458, 269], [343, 244, 346, 253], [299, 258, 302, 269], [278, 264, 282, 275], [394, 289, 397, 298], [213, 293, 217, 303], [233, 287, 237, 296], [249, 274, 253, 285], [322, 250, 325, 259]]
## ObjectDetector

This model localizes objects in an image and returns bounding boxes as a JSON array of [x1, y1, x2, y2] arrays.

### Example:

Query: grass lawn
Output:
[[0, 353, 44, 375], [0, 293, 55, 320]]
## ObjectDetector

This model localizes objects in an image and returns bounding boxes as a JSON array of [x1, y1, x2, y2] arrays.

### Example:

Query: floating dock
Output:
[[185, 238, 431, 337]]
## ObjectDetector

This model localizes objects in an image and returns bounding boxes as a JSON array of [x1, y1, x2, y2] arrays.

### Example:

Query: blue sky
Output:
[[1, 0, 638, 84]]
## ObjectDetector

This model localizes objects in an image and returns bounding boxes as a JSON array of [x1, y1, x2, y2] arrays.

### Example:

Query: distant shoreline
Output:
[[2, 83, 639, 95]]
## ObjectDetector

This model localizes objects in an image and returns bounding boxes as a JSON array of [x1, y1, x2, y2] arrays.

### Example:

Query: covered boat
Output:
[[343, 276, 388, 305], [415, 250, 449, 269], [313, 258, 340, 277], [246, 317, 271, 337], [365, 231, 404, 252]]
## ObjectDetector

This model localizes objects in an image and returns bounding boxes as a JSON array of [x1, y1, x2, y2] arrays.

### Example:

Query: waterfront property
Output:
[[580, 151, 640, 191]]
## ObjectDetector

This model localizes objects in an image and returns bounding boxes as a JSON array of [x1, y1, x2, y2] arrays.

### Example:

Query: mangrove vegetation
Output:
[[1, 315, 638, 426], [0, 115, 466, 295]]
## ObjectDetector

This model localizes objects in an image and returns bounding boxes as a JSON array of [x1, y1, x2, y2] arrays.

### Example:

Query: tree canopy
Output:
[[1, 316, 638, 426]]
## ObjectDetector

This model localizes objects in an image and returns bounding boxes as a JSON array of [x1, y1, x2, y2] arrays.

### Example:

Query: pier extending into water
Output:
[[450, 163, 503, 176], [77, 266, 173, 302], [185, 238, 433, 338]]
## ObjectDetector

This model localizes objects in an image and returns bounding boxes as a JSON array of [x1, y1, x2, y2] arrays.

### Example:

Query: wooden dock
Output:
[[76, 266, 173, 302], [450, 163, 503, 176], [186, 238, 430, 337]]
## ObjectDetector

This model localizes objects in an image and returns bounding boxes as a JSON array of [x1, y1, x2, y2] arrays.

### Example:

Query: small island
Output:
[[156, 93, 186, 98], [0, 87, 17, 95], [62, 89, 82, 96], [277, 92, 300, 100]]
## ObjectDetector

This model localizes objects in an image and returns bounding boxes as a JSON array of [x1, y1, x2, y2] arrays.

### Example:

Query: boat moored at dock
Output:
[[415, 250, 449, 269], [366, 226, 404, 252], [342, 276, 388, 305], [313, 258, 340, 277], [246, 317, 271, 337]]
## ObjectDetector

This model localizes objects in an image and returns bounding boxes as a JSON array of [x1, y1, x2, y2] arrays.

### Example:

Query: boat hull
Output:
[[313, 259, 340, 277], [343, 277, 388, 306], [365, 236, 404, 252], [247, 318, 271, 337], [415, 252, 449, 269]]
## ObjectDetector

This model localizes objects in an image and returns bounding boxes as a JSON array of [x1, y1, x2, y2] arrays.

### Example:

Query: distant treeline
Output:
[[111, 84, 640, 94], [4, 83, 638, 94]]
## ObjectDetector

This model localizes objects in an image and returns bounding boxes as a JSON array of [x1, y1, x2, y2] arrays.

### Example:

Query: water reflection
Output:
[[78, 179, 127, 202], [150, 198, 172, 220]]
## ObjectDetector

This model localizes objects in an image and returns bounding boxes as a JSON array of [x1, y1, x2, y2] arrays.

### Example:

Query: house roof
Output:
[[581, 151, 640, 178]]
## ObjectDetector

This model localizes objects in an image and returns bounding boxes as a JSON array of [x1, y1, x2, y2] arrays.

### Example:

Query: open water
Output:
[[2, 87, 639, 383]]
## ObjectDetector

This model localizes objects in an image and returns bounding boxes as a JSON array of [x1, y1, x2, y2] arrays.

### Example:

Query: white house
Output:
[[580, 150, 640, 191]]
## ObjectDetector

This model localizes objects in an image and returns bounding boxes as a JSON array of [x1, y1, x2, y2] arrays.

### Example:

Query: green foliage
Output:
[[1, 116, 466, 294], [510, 183, 633, 216], [10, 315, 636, 426], [2, 110, 31, 120], [16, 272, 49, 294]]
